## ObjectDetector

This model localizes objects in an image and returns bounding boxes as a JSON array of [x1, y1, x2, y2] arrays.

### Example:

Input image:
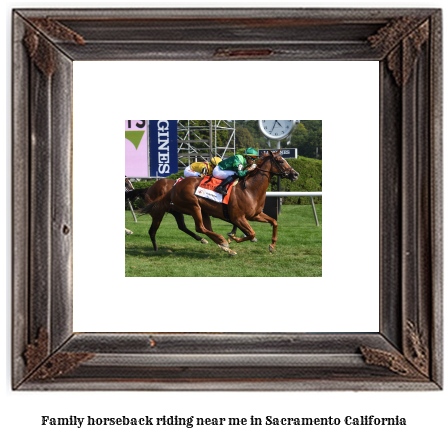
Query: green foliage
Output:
[[166, 171, 184, 180], [235, 126, 255, 150], [290, 120, 322, 159], [131, 180, 154, 190], [269, 156, 322, 205], [236, 121, 269, 149]]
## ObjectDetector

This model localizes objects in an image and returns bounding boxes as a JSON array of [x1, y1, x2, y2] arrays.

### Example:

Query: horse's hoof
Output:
[[227, 238, 231, 244], [251, 238, 258, 242], [219, 243, 237, 255], [220, 245, 237, 256], [200, 238, 208, 244], [227, 233, 235, 237], [269, 245, 274, 253], [126, 230, 133, 235]]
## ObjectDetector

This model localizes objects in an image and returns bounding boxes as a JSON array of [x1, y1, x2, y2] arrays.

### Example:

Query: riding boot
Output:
[[215, 175, 237, 196]]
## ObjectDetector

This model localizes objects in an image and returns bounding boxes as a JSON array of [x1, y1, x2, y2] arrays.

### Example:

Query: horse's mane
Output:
[[255, 152, 272, 166], [243, 152, 276, 180]]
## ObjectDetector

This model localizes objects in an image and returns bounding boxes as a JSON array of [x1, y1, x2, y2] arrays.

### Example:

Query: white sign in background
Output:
[[73, 60, 379, 333]]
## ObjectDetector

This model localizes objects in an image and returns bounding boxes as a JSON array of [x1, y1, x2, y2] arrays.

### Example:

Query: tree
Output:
[[289, 121, 322, 159], [236, 121, 269, 148], [235, 126, 255, 150], [302, 120, 322, 132]]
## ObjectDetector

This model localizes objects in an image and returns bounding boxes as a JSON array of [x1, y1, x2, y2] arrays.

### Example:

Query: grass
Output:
[[125, 204, 322, 277]]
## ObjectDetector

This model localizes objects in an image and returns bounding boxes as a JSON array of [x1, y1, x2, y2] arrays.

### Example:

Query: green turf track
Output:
[[125, 204, 322, 277]]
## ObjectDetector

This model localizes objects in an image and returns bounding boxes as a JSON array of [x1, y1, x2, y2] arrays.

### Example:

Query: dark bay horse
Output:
[[141, 151, 299, 255], [126, 178, 238, 251], [126, 179, 208, 251]]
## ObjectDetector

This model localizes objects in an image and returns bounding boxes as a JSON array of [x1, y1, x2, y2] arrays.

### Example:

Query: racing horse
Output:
[[140, 150, 299, 255], [126, 179, 208, 251], [126, 178, 239, 251]]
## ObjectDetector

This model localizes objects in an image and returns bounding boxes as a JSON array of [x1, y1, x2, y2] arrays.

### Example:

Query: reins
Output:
[[241, 154, 291, 188], [253, 155, 289, 178]]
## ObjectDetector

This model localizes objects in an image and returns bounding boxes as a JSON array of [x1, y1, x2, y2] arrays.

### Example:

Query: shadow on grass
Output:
[[125, 245, 222, 260]]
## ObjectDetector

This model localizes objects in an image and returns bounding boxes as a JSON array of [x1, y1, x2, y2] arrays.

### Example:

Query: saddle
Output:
[[195, 176, 237, 204]]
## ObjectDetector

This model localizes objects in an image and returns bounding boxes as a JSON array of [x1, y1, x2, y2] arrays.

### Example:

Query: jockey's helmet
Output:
[[211, 157, 222, 167], [244, 148, 259, 160]]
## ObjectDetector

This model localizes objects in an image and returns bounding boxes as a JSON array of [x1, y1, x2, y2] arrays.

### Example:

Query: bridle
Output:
[[253, 154, 292, 178]]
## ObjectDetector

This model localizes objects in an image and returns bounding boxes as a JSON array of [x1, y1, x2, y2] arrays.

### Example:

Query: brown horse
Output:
[[126, 179, 239, 251], [141, 150, 299, 255], [126, 179, 208, 251]]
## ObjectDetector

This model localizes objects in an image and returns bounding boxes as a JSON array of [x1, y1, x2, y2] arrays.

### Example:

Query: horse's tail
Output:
[[138, 190, 172, 217], [125, 188, 147, 201]]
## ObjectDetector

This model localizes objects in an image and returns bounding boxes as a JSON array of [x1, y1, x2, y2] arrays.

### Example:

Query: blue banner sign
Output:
[[149, 120, 178, 177], [258, 148, 297, 159]]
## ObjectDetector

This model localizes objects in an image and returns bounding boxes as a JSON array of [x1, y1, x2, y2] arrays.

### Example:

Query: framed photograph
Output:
[[122, 118, 323, 277], [12, 8, 442, 390]]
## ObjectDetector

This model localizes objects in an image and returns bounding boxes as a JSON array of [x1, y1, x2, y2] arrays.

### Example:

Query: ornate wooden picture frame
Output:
[[12, 8, 442, 390]]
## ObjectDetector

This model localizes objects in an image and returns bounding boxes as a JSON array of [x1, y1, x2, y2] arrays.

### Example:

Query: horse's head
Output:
[[267, 150, 299, 182], [125, 177, 134, 191]]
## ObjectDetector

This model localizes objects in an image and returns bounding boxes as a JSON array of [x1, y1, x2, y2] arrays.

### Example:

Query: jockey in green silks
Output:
[[213, 148, 259, 196]]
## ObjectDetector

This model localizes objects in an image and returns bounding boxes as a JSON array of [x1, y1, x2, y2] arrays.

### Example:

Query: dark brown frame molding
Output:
[[12, 8, 443, 390]]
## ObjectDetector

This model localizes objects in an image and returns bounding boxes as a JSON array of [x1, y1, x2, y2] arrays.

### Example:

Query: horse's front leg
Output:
[[227, 224, 257, 242], [189, 206, 237, 255], [227, 224, 238, 237], [230, 213, 277, 252], [228, 217, 257, 244]]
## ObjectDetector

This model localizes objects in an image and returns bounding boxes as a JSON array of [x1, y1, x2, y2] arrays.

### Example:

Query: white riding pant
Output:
[[213, 165, 236, 180], [184, 166, 201, 178]]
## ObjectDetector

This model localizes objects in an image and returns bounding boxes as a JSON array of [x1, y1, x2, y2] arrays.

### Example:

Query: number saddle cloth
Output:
[[195, 176, 238, 204]]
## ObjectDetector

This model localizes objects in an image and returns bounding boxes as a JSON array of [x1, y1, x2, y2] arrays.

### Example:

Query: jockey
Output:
[[213, 148, 259, 196], [184, 157, 222, 178]]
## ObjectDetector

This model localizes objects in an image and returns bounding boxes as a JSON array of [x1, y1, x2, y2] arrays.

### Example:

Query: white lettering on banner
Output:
[[157, 120, 169, 130], [158, 120, 170, 173], [159, 152, 170, 163], [158, 164, 170, 174], [158, 140, 169, 150]]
